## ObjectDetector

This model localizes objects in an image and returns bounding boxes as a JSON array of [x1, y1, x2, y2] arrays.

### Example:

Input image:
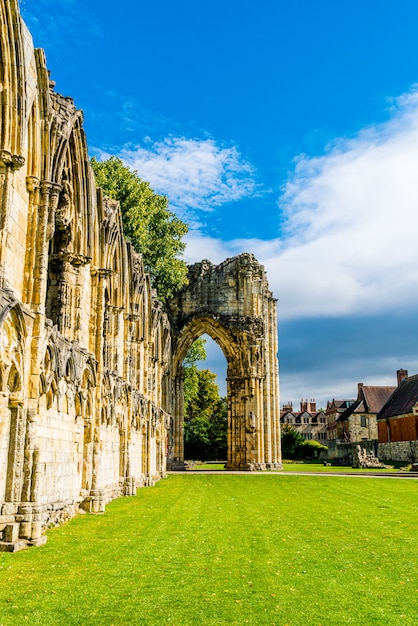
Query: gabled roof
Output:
[[362, 386, 396, 414], [337, 399, 361, 422], [337, 386, 396, 422], [327, 399, 355, 412], [378, 374, 418, 419]]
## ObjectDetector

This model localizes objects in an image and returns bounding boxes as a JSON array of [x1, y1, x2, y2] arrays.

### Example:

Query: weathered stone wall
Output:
[[169, 257, 281, 470], [378, 441, 418, 463], [0, 0, 170, 550], [348, 414, 378, 442], [0, 0, 281, 551]]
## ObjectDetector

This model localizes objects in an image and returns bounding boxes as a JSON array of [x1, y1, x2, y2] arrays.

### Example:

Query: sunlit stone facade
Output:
[[0, 0, 281, 551]]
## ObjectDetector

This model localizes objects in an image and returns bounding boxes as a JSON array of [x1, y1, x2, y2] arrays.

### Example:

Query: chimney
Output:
[[397, 369, 408, 386], [307, 399, 316, 412], [358, 382, 363, 397]]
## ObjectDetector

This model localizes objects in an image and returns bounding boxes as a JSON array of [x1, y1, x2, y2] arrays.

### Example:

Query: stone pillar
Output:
[[167, 371, 186, 470], [5, 402, 27, 504], [23, 176, 41, 305], [31, 180, 61, 314], [0, 150, 25, 288]]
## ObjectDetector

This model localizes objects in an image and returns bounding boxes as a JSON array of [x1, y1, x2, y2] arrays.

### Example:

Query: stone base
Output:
[[0, 540, 28, 552], [225, 462, 283, 471], [29, 536, 47, 547], [265, 463, 283, 470], [167, 460, 187, 471], [225, 462, 255, 471]]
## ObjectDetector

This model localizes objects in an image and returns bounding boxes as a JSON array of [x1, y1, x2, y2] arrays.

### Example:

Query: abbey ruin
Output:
[[0, 0, 281, 551]]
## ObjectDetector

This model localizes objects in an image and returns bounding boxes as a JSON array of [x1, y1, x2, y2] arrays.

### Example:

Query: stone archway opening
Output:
[[182, 332, 228, 464], [168, 254, 282, 471], [201, 334, 227, 397]]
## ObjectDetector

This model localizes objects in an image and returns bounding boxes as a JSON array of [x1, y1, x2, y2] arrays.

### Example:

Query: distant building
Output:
[[377, 370, 418, 462], [326, 399, 356, 440], [337, 382, 396, 444], [327, 370, 406, 465], [280, 399, 327, 443]]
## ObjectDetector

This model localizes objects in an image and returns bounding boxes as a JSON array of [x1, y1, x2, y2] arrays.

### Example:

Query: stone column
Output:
[[31, 180, 61, 314], [5, 401, 26, 505], [0, 151, 25, 288], [167, 371, 186, 470], [23, 176, 40, 305]]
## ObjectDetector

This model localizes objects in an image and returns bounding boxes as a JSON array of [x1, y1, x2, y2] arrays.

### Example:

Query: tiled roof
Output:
[[337, 399, 361, 422], [378, 374, 418, 419], [337, 386, 395, 422], [362, 386, 396, 414]]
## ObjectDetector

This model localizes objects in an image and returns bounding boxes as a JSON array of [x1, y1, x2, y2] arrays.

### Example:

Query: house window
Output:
[[360, 416, 367, 428]]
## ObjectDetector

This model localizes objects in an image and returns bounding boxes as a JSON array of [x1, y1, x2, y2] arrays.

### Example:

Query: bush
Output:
[[300, 439, 328, 460], [281, 424, 327, 460]]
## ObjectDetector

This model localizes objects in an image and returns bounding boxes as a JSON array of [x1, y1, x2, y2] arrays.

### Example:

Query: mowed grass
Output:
[[281, 462, 403, 473], [1, 475, 418, 626]]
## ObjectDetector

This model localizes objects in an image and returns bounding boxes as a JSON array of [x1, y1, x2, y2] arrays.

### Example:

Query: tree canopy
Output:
[[90, 156, 188, 304], [183, 339, 227, 461]]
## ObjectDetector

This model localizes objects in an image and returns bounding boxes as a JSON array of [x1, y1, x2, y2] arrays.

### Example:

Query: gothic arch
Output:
[[168, 254, 281, 471], [0, 303, 27, 505], [0, 0, 27, 156]]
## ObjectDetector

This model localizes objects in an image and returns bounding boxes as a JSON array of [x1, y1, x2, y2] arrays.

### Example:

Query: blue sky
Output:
[[20, 0, 418, 407]]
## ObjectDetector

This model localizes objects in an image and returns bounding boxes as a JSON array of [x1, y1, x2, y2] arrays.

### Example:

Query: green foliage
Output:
[[90, 156, 188, 304], [183, 338, 207, 413], [184, 369, 227, 460], [281, 424, 305, 459], [300, 438, 328, 459], [183, 337, 207, 367], [281, 424, 327, 460], [182, 339, 227, 460]]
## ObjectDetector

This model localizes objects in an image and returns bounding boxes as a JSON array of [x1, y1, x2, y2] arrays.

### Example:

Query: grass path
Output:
[[1, 474, 418, 625]]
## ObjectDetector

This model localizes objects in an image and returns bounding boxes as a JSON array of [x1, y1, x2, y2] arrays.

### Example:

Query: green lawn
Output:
[[281, 461, 403, 473], [189, 462, 226, 470], [1, 474, 418, 625]]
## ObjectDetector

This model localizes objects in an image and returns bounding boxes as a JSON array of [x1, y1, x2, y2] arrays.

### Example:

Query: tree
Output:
[[182, 339, 227, 460], [183, 338, 207, 412], [281, 424, 328, 460], [90, 156, 188, 304], [184, 370, 227, 460], [281, 424, 305, 459]]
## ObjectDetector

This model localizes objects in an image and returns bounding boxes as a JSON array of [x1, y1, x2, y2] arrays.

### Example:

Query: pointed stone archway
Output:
[[168, 254, 282, 471]]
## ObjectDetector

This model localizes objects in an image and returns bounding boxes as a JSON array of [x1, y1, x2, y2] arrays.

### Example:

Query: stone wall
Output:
[[378, 441, 418, 463], [0, 1, 170, 551], [0, 0, 281, 551]]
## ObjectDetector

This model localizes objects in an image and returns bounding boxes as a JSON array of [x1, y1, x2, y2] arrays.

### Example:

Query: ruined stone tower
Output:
[[169, 257, 281, 470]]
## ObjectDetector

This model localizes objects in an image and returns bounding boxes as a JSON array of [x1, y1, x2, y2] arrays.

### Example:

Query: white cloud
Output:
[[186, 88, 418, 321], [117, 137, 257, 219], [280, 355, 418, 411]]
